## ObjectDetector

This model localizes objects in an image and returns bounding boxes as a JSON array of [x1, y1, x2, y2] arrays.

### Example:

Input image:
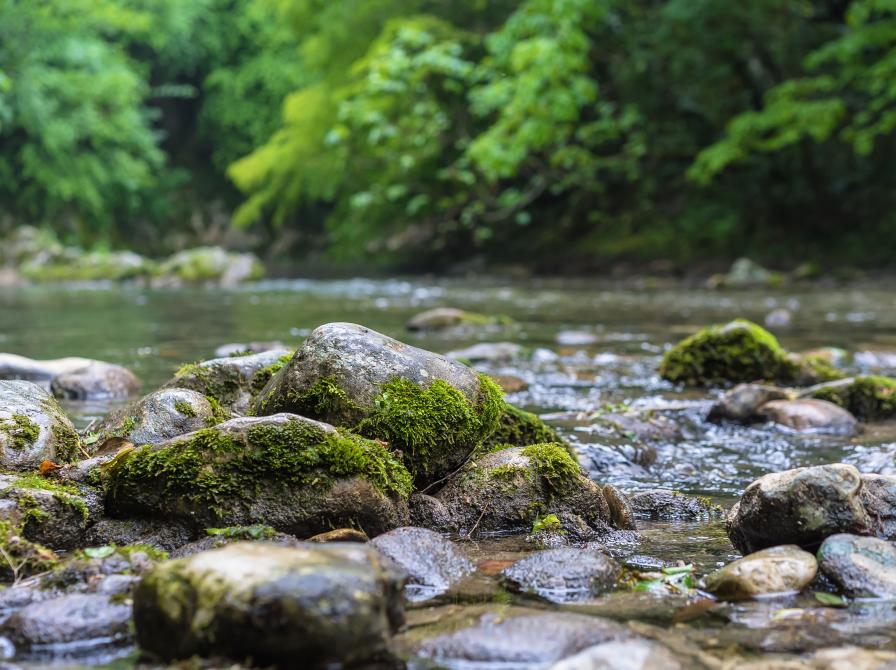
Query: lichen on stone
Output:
[[1, 414, 39, 450], [173, 401, 197, 418], [811, 375, 896, 421]]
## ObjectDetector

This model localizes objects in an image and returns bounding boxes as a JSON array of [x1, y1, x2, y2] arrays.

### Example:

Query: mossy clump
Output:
[[204, 395, 229, 426], [206, 524, 276, 540], [480, 404, 567, 454], [659, 319, 803, 387], [49, 421, 81, 463], [12, 474, 90, 523], [354, 374, 504, 485], [249, 353, 293, 394], [531, 513, 562, 534], [1, 414, 39, 450], [811, 375, 896, 421], [174, 401, 197, 418], [105, 417, 414, 522], [794, 354, 845, 385], [521, 443, 582, 494], [0, 518, 58, 581], [172, 362, 244, 408]]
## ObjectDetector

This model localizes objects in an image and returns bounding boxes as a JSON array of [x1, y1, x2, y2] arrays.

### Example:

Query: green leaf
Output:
[[83, 545, 115, 559], [814, 591, 848, 607]]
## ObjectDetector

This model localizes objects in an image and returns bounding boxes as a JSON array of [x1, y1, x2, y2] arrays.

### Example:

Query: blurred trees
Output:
[[1, 0, 895, 267]]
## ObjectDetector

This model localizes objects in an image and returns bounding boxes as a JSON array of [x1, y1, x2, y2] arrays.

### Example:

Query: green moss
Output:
[[173, 401, 197, 418], [795, 354, 844, 385], [114, 543, 169, 562], [11, 474, 89, 524], [13, 474, 81, 496], [521, 442, 581, 493], [0, 414, 39, 450], [0, 519, 57, 581], [259, 376, 357, 418], [206, 524, 276, 540], [110, 416, 138, 439], [531, 513, 563, 534], [172, 361, 243, 407], [659, 319, 803, 387], [105, 417, 414, 520], [49, 421, 81, 463], [249, 352, 293, 394], [354, 374, 504, 484], [204, 395, 229, 427], [811, 375, 896, 420], [479, 404, 568, 454], [18, 494, 49, 525]]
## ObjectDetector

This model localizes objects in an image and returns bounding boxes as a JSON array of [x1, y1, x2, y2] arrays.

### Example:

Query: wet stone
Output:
[[49, 361, 140, 400], [0, 381, 81, 469], [703, 545, 818, 600], [502, 547, 621, 603], [548, 639, 683, 670], [629, 490, 721, 521], [759, 399, 858, 435], [707, 383, 794, 424], [371, 527, 474, 601], [817, 533, 896, 598]]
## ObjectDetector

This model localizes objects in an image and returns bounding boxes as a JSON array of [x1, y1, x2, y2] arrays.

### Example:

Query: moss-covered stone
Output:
[[0, 518, 58, 581], [0, 381, 81, 469], [173, 401, 196, 417], [3, 474, 94, 549], [1, 415, 39, 451], [521, 443, 581, 494], [480, 404, 567, 454], [658, 319, 840, 388], [810, 376, 896, 421], [105, 414, 413, 536]]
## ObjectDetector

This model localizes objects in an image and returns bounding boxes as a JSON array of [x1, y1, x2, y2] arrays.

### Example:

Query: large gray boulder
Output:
[[94, 387, 226, 447], [104, 414, 413, 537], [251, 323, 504, 486], [0, 380, 81, 469], [163, 349, 292, 414], [727, 464, 872, 553], [134, 542, 405, 666], [435, 445, 613, 536]]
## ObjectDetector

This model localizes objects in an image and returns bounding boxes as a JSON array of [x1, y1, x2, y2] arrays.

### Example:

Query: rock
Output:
[[0, 518, 58, 581], [502, 547, 620, 603], [708, 383, 795, 423], [707, 258, 784, 290], [556, 331, 599, 347], [406, 307, 507, 332], [702, 545, 817, 600], [859, 474, 896, 539], [602, 484, 636, 530], [0, 267, 21, 287], [727, 464, 872, 554], [492, 374, 529, 393], [482, 403, 565, 451], [371, 527, 474, 601], [134, 542, 405, 666], [85, 518, 195, 553], [408, 494, 454, 531], [817, 533, 896, 597], [0, 381, 80, 469], [548, 639, 682, 670], [764, 308, 793, 329], [0, 477, 98, 550], [251, 323, 504, 486], [105, 414, 412, 537], [308, 528, 369, 543], [94, 388, 225, 446], [597, 411, 681, 442], [171, 527, 300, 558], [446, 342, 523, 363], [49, 361, 140, 400], [0, 227, 64, 267], [0, 353, 95, 382], [759, 399, 858, 435], [414, 611, 630, 665], [658, 319, 838, 388], [854, 350, 896, 371], [154, 247, 264, 287], [214, 341, 286, 357], [2, 593, 132, 649], [435, 444, 613, 536], [164, 349, 292, 413], [21, 249, 153, 282], [629, 490, 722, 521], [809, 375, 896, 421]]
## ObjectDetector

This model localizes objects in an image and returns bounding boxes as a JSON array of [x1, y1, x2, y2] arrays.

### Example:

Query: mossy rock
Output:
[[154, 247, 264, 286], [104, 414, 413, 537], [251, 323, 504, 487], [480, 404, 568, 453], [92, 388, 228, 448], [659, 319, 842, 388], [20, 250, 153, 282], [0, 380, 81, 469], [809, 376, 896, 421], [406, 307, 511, 332], [0, 518, 58, 582], [435, 444, 612, 536], [164, 349, 293, 413]]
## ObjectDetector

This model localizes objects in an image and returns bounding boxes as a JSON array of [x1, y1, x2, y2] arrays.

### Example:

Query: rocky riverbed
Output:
[[2, 278, 896, 668]]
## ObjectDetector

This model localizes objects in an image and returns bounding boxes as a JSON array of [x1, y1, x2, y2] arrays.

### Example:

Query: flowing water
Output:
[[3, 277, 896, 667]]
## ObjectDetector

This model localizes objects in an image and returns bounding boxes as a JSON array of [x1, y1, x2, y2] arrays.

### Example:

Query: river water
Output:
[[3, 277, 896, 666]]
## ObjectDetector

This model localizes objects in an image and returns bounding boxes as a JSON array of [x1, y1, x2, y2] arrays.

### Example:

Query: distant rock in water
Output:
[[708, 383, 795, 423], [764, 307, 792, 329], [406, 307, 511, 332], [628, 489, 723, 521], [707, 258, 784, 289], [446, 342, 523, 363], [214, 341, 286, 357], [153, 246, 264, 287], [50, 361, 140, 400], [808, 375, 896, 421], [759, 398, 858, 435], [0, 353, 96, 383]]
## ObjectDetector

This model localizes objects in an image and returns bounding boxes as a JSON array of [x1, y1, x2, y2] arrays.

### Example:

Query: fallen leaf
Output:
[[38, 460, 62, 476], [95, 437, 135, 457], [814, 591, 848, 607], [83, 546, 115, 559]]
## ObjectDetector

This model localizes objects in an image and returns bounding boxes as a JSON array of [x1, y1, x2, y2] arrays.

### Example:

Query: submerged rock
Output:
[[0, 353, 95, 382], [549, 639, 683, 670], [759, 399, 858, 435], [817, 533, 896, 598], [708, 383, 794, 423], [727, 464, 872, 553], [371, 527, 474, 600], [134, 542, 405, 666], [406, 307, 507, 332], [94, 387, 226, 447], [251, 323, 504, 486], [104, 414, 413, 537], [164, 349, 292, 414], [629, 490, 722, 521], [3, 593, 132, 649], [659, 319, 839, 388], [809, 375, 896, 421], [702, 545, 817, 600], [597, 411, 681, 442], [502, 547, 621, 603], [436, 444, 613, 536], [0, 381, 81, 469], [49, 361, 140, 400], [413, 611, 630, 666]]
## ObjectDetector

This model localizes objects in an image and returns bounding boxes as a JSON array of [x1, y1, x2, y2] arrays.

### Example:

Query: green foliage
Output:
[[480, 404, 566, 453], [1, 414, 39, 451], [521, 442, 581, 493], [531, 513, 562, 534]]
